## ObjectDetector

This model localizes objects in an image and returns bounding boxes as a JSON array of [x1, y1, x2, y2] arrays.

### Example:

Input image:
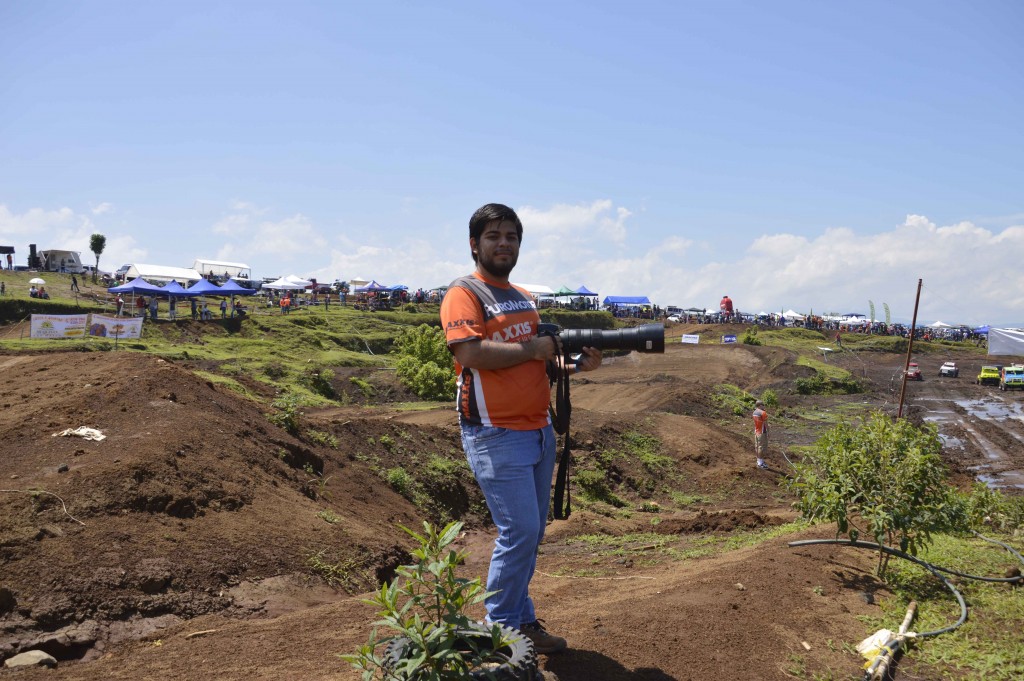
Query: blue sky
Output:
[[2, 1, 1022, 325]]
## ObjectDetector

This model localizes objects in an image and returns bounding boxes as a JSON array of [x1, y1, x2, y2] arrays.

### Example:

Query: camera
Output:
[[538, 322, 665, 354]]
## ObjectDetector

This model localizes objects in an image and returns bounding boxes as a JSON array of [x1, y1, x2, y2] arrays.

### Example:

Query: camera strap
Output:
[[549, 360, 573, 519]]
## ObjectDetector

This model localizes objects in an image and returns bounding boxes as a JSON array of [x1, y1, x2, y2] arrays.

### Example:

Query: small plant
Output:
[[341, 521, 522, 680], [317, 509, 340, 524], [788, 411, 967, 575], [385, 467, 415, 499], [759, 389, 778, 409], [303, 365, 336, 399], [308, 549, 355, 587], [269, 394, 303, 435], [741, 326, 762, 346], [349, 376, 376, 398], [379, 434, 395, 450], [306, 429, 340, 449]]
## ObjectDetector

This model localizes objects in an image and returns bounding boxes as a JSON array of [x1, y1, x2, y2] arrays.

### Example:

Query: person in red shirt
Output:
[[753, 400, 769, 469], [440, 203, 602, 654]]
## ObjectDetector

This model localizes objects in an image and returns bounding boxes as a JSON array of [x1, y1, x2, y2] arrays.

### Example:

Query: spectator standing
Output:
[[169, 297, 177, 320], [720, 295, 734, 321], [191, 298, 198, 320], [753, 400, 769, 469], [149, 296, 158, 320], [0, 282, 5, 296], [439, 203, 603, 654], [220, 299, 228, 318], [116, 294, 125, 317], [136, 296, 146, 317], [71, 275, 80, 292]]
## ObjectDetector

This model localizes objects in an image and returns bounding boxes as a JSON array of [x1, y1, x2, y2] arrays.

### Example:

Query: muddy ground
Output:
[[1, 323, 1021, 680]]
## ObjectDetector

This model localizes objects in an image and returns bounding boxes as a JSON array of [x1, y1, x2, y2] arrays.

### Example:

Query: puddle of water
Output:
[[917, 395, 1024, 490], [977, 472, 1024, 490], [954, 397, 1024, 422]]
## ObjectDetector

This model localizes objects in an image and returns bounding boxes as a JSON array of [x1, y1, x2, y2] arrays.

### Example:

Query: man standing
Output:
[[71, 275, 80, 292], [753, 399, 769, 469], [439, 203, 602, 654]]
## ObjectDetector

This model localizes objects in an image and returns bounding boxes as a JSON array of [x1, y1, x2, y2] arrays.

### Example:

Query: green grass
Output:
[[859, 532, 1024, 680]]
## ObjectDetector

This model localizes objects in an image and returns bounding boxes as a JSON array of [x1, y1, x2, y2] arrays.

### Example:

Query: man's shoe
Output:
[[756, 461, 769, 470], [520, 620, 567, 654]]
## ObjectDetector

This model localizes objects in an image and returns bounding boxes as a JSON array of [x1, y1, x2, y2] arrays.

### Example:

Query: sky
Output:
[[2, 1, 1022, 326]]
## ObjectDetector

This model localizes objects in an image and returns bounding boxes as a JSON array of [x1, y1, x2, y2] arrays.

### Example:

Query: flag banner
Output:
[[722, 335, 737, 344], [89, 315, 143, 339], [30, 314, 89, 339], [681, 334, 700, 344]]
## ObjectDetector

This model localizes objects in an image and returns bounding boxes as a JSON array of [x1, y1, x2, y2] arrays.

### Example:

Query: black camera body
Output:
[[538, 322, 665, 355]]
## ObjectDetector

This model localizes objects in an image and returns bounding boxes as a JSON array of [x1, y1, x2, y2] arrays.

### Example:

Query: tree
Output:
[[89, 234, 106, 283], [787, 411, 966, 576]]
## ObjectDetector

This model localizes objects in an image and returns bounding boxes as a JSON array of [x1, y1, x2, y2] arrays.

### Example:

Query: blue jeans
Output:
[[461, 423, 556, 630]]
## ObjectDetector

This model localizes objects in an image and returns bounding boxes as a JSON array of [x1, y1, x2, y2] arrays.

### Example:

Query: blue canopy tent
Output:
[[160, 280, 193, 297], [603, 296, 651, 306], [219, 279, 257, 295], [108, 277, 164, 295], [575, 285, 599, 296], [973, 325, 990, 335], [186, 278, 224, 296]]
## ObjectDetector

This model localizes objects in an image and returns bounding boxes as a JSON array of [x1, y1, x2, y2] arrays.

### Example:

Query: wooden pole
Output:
[[897, 279, 922, 419]]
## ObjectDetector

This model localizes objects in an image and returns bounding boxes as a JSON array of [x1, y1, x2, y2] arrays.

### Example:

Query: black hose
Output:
[[790, 534, 1024, 679]]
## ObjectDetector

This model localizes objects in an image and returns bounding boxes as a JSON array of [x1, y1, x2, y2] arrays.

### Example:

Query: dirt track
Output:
[[1, 329, 1021, 680]]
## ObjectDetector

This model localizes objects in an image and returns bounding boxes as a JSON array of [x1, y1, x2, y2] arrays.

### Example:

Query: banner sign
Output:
[[681, 334, 700, 344], [722, 334, 737, 344], [89, 315, 143, 339], [30, 314, 89, 339]]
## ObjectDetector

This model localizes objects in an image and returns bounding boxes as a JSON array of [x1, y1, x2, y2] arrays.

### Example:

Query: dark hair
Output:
[[468, 203, 523, 262]]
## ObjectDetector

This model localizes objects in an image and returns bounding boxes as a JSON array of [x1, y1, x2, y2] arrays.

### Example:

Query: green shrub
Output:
[[575, 469, 626, 507], [269, 394, 303, 435], [794, 372, 862, 395], [393, 324, 456, 402], [385, 467, 416, 498], [302, 365, 336, 399], [788, 411, 967, 575], [741, 326, 762, 346], [759, 389, 778, 408]]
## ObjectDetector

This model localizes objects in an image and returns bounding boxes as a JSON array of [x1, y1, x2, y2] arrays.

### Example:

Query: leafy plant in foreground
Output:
[[787, 411, 966, 575], [341, 521, 516, 680]]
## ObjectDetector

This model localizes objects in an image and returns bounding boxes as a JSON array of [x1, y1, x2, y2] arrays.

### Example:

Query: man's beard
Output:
[[479, 251, 517, 279]]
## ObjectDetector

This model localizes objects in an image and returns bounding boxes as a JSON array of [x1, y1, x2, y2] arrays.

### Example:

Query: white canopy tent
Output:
[[125, 264, 203, 283], [783, 309, 805, 320], [928, 321, 953, 328], [513, 283, 555, 297], [192, 259, 250, 279], [263, 276, 309, 290], [988, 328, 1024, 357]]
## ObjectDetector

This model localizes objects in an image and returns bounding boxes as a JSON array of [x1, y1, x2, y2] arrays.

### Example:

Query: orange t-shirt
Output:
[[440, 273, 550, 430], [753, 407, 768, 434]]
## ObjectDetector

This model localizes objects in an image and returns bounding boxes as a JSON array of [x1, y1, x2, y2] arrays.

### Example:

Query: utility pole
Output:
[[897, 279, 922, 419]]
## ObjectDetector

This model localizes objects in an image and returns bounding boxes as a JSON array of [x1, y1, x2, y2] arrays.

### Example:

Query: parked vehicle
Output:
[[667, 314, 683, 323], [938, 361, 959, 378], [1000, 364, 1024, 391], [977, 365, 1001, 386], [905, 363, 922, 381]]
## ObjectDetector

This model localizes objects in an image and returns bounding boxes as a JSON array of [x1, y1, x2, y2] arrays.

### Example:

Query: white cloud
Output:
[[7, 199, 1023, 325], [91, 202, 113, 215]]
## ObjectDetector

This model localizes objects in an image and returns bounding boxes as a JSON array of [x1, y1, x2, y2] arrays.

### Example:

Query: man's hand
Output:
[[574, 346, 603, 372]]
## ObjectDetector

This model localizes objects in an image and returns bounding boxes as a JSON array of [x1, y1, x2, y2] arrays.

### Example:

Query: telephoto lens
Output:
[[559, 323, 664, 354]]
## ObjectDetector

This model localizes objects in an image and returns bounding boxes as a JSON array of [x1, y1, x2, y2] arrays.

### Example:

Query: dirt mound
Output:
[[0, 339, 1017, 680]]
